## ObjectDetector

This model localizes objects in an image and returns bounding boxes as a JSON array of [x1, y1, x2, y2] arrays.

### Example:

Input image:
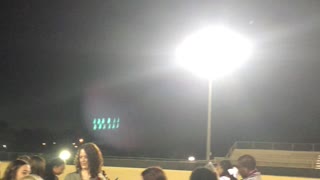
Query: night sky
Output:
[[2, 0, 320, 157]]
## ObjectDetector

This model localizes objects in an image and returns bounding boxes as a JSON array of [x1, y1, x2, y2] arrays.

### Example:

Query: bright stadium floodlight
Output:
[[59, 150, 71, 161], [188, 156, 196, 161], [176, 25, 253, 80], [176, 25, 253, 161]]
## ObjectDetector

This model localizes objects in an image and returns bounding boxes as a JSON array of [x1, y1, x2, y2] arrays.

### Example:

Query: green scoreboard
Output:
[[92, 117, 120, 131]]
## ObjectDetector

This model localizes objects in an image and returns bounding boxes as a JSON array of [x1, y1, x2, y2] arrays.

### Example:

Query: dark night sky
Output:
[[2, 0, 320, 157]]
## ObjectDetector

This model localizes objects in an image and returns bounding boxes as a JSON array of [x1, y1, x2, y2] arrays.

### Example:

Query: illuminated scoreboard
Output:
[[92, 117, 120, 131]]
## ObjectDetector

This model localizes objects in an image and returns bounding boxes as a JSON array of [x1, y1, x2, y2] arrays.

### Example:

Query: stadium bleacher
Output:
[[223, 141, 320, 178], [229, 149, 318, 168], [226, 141, 320, 169]]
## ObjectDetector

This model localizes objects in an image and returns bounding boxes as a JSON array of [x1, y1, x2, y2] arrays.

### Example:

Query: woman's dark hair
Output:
[[3, 159, 29, 180], [190, 167, 218, 180], [141, 167, 167, 180], [21, 174, 43, 180], [45, 158, 65, 180], [75, 143, 103, 178], [30, 155, 46, 178], [17, 155, 31, 164], [218, 160, 237, 180]]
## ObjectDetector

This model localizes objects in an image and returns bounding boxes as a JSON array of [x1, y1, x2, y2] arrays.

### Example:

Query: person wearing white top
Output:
[[215, 160, 238, 180]]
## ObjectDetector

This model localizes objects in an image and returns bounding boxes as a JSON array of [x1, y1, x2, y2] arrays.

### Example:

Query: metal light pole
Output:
[[175, 25, 253, 161], [206, 80, 213, 161]]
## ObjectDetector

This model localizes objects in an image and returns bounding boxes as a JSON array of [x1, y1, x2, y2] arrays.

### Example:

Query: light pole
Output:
[[206, 80, 212, 161], [176, 25, 253, 161]]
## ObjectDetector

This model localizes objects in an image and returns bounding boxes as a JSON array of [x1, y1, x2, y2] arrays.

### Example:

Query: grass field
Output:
[[0, 162, 318, 180]]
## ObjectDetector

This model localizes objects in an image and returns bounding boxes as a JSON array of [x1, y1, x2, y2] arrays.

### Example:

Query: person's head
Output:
[[21, 174, 43, 180], [30, 156, 46, 178], [45, 158, 65, 177], [216, 160, 232, 176], [190, 167, 218, 180], [75, 143, 103, 178], [17, 156, 31, 164], [3, 159, 31, 180], [237, 155, 257, 178], [141, 167, 167, 180]]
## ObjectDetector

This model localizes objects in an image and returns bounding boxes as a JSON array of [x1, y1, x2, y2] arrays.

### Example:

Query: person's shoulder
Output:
[[64, 172, 80, 180]]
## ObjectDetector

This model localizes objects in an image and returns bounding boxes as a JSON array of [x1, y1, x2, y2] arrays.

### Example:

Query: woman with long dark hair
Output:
[[64, 143, 106, 180], [45, 158, 66, 180], [17, 156, 31, 164], [3, 159, 31, 180]]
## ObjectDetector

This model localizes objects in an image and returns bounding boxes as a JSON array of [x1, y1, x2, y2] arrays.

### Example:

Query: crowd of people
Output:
[[2, 155, 65, 180], [1, 143, 261, 180]]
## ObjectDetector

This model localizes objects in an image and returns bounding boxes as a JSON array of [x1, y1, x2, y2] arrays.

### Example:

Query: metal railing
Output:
[[224, 141, 320, 169], [226, 141, 320, 157]]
